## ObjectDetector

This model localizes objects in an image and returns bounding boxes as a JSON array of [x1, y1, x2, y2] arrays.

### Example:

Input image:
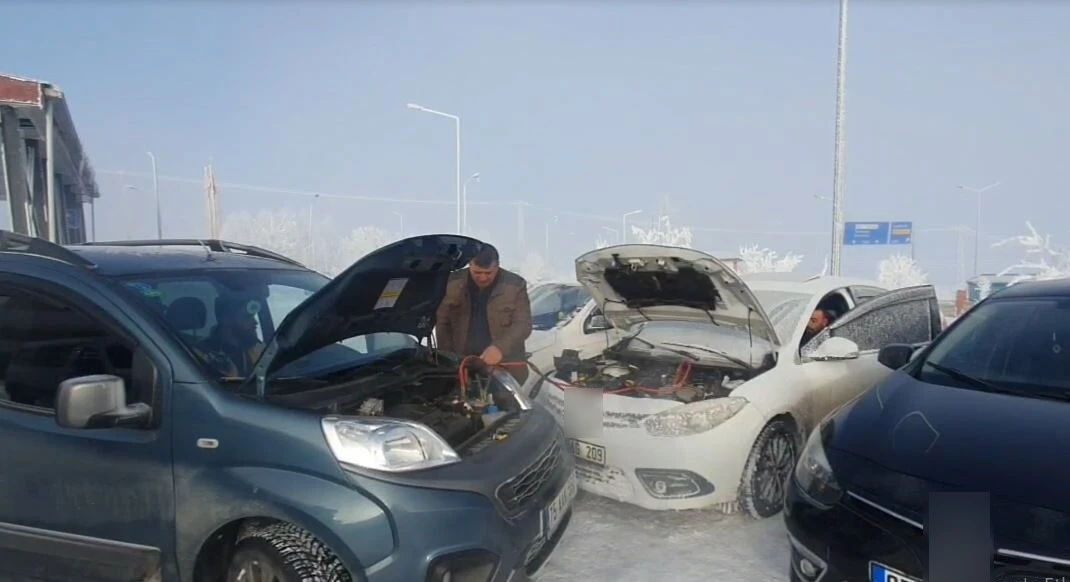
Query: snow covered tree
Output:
[[221, 208, 308, 266], [594, 236, 612, 249], [324, 226, 397, 276], [515, 252, 555, 284], [877, 254, 928, 288], [992, 221, 1070, 281], [736, 245, 804, 274], [630, 214, 693, 247]]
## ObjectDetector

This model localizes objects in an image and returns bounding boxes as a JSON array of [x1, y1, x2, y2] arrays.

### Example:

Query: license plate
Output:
[[542, 474, 577, 537], [870, 561, 921, 582], [569, 438, 606, 466]]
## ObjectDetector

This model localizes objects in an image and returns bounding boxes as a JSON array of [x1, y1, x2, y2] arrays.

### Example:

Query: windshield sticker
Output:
[[374, 278, 409, 310]]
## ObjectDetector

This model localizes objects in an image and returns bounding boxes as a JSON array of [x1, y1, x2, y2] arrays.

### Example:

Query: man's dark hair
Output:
[[472, 244, 500, 268]]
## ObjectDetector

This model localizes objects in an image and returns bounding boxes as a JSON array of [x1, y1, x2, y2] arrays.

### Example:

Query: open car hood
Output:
[[575, 244, 780, 347], [252, 234, 483, 386]]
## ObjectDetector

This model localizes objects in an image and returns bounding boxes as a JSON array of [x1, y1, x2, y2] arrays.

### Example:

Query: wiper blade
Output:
[[923, 362, 1009, 394], [661, 341, 754, 370]]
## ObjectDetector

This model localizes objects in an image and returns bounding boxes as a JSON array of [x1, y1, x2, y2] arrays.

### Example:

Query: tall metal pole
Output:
[[956, 182, 999, 275], [407, 104, 463, 234], [829, 0, 850, 276], [45, 99, 57, 242], [147, 152, 161, 239]]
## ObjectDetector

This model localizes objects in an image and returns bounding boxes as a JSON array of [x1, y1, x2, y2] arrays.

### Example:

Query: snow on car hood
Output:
[[252, 234, 484, 386], [575, 244, 780, 347]]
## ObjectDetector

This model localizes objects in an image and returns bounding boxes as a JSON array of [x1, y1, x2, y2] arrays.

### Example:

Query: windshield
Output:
[[752, 289, 811, 341], [530, 285, 592, 330], [916, 297, 1070, 394], [117, 269, 416, 381]]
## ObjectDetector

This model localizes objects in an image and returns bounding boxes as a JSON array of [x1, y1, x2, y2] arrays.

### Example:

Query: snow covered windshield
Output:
[[917, 296, 1070, 394], [752, 289, 811, 341], [117, 269, 416, 380]]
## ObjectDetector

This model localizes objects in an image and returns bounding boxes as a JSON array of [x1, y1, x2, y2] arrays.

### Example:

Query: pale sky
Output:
[[4, 1, 1069, 286]]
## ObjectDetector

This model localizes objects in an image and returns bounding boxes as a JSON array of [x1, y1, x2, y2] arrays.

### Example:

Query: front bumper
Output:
[[541, 385, 767, 511]]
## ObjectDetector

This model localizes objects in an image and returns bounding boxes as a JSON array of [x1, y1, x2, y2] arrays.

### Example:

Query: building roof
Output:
[[0, 72, 100, 201]]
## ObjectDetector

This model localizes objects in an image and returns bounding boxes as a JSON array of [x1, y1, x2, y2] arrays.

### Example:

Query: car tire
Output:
[[738, 419, 798, 520], [226, 521, 352, 582]]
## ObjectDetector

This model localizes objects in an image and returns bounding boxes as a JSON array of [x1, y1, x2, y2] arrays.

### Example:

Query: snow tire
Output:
[[739, 419, 798, 520], [227, 521, 353, 582]]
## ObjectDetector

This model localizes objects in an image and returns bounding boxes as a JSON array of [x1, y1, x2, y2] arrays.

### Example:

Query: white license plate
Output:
[[870, 561, 921, 582], [569, 438, 606, 466], [542, 474, 577, 537]]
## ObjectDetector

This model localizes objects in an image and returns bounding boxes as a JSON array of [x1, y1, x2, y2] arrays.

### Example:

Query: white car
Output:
[[530, 244, 941, 517]]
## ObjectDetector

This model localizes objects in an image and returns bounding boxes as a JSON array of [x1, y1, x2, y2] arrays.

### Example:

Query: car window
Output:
[[917, 297, 1070, 393], [0, 291, 141, 410], [819, 296, 932, 352], [118, 269, 416, 382]]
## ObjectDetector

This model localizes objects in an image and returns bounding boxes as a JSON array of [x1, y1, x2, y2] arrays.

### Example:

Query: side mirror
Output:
[[56, 374, 152, 429], [584, 314, 611, 334], [878, 344, 916, 370], [809, 337, 860, 361]]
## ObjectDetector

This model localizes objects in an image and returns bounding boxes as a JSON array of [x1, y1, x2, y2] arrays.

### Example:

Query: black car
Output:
[[785, 278, 1070, 582], [0, 232, 575, 582]]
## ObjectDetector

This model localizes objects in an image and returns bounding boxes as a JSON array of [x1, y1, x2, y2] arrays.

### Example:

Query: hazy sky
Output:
[[4, 1, 1069, 285]]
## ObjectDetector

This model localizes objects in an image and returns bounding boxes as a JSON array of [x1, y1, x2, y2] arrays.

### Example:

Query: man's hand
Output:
[[480, 345, 503, 366]]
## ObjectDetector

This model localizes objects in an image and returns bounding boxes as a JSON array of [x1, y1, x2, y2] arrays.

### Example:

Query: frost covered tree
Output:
[[324, 226, 397, 276], [630, 215, 693, 247], [877, 254, 928, 288], [594, 236, 612, 249], [736, 245, 804, 274], [992, 221, 1070, 281], [221, 208, 308, 266], [515, 252, 555, 284]]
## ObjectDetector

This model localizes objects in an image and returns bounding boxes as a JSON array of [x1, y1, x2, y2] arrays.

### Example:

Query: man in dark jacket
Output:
[[435, 244, 532, 383]]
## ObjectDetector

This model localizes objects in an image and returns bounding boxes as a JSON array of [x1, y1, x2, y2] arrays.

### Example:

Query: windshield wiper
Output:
[[923, 362, 1011, 394], [661, 341, 755, 370], [627, 336, 698, 361]]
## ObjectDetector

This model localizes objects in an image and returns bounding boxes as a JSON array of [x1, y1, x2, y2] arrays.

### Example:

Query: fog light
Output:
[[427, 549, 498, 582], [634, 468, 715, 499]]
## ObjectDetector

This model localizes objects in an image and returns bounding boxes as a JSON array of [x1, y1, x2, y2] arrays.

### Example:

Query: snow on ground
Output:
[[539, 491, 790, 582]]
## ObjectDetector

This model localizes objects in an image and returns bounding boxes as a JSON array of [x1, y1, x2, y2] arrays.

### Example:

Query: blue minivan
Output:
[[0, 232, 575, 582]]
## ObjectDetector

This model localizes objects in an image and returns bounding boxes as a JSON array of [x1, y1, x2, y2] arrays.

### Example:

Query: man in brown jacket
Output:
[[435, 243, 532, 383]]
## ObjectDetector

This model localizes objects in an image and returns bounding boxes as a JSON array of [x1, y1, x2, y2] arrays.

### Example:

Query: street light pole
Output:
[[407, 103, 462, 234], [621, 209, 643, 244], [957, 181, 1000, 275], [462, 172, 480, 234], [147, 152, 162, 239], [829, 0, 850, 276]]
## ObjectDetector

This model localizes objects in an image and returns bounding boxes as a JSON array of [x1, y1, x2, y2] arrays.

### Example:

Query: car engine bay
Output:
[[277, 354, 522, 450], [550, 348, 759, 403]]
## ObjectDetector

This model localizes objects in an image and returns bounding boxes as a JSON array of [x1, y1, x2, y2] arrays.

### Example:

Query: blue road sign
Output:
[[844, 222, 891, 245], [889, 221, 913, 245]]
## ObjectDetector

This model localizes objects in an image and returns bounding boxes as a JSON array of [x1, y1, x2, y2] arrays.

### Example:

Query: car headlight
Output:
[[321, 416, 460, 473], [642, 397, 748, 437], [793, 423, 842, 507], [492, 368, 533, 410]]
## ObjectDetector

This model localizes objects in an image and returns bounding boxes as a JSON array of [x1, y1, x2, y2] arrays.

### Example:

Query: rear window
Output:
[[918, 297, 1070, 392]]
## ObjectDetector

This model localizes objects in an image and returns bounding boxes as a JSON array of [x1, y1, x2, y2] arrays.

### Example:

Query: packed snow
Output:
[[539, 492, 789, 581]]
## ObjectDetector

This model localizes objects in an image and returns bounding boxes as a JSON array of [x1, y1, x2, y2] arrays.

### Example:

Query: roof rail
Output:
[[77, 239, 306, 267], [0, 230, 96, 269]]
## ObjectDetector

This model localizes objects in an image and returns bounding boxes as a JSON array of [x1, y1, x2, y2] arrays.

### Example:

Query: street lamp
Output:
[[462, 172, 480, 234], [621, 210, 643, 244], [829, 0, 850, 276], [957, 181, 1000, 275], [407, 103, 462, 234], [147, 152, 162, 239]]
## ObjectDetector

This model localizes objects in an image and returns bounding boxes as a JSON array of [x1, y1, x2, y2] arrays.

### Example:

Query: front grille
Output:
[[496, 440, 562, 512]]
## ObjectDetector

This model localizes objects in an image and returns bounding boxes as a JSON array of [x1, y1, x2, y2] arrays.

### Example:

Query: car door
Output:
[[0, 273, 175, 582], [798, 285, 940, 421]]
